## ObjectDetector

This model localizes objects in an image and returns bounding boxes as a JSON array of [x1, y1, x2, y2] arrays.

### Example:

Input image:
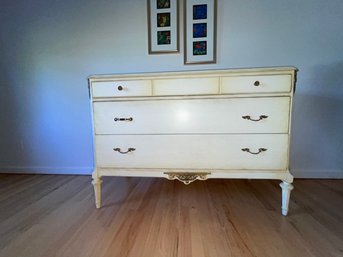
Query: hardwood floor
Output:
[[0, 174, 342, 257]]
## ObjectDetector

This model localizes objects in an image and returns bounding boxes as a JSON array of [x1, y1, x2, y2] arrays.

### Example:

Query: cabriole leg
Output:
[[279, 181, 294, 216], [92, 175, 102, 208]]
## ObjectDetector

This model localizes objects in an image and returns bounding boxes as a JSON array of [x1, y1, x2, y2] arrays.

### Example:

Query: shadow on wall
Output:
[[0, 32, 94, 174], [291, 62, 343, 177], [0, 0, 152, 174], [0, 48, 32, 168]]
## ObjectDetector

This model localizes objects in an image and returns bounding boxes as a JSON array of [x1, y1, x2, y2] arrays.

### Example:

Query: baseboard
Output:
[[0, 167, 342, 178], [0, 166, 93, 175], [292, 169, 343, 179]]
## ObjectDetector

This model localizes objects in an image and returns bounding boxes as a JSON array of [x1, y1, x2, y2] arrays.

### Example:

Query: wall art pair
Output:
[[147, 0, 217, 64]]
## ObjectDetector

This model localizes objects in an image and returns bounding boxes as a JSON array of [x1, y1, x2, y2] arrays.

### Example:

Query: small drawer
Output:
[[91, 80, 152, 98], [221, 74, 292, 94], [153, 77, 219, 96]]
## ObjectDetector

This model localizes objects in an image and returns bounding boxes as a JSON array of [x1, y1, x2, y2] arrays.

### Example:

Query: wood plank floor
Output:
[[0, 175, 342, 257]]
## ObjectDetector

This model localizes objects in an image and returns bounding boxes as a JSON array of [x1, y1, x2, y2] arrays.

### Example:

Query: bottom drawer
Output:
[[95, 134, 289, 170]]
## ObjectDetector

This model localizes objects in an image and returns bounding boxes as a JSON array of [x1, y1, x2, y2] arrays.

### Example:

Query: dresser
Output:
[[88, 67, 297, 216]]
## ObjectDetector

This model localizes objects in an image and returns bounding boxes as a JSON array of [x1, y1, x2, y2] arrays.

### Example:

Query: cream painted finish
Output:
[[92, 80, 152, 98], [95, 134, 288, 170], [89, 67, 297, 215], [153, 77, 219, 96], [93, 97, 290, 134], [221, 74, 292, 94]]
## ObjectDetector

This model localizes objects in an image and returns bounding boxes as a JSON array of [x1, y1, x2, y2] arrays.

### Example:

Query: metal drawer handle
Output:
[[242, 115, 268, 121], [114, 117, 133, 122], [117, 85, 123, 91], [113, 148, 136, 154], [254, 81, 260, 86], [242, 148, 267, 155]]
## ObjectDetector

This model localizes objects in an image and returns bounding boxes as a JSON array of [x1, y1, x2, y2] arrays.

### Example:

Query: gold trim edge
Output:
[[164, 172, 211, 185]]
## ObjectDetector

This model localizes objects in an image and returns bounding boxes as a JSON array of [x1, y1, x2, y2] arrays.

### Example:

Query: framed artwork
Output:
[[184, 0, 217, 64], [148, 0, 179, 54]]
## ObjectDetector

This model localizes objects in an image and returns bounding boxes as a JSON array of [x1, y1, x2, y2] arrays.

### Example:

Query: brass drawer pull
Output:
[[114, 117, 133, 122], [242, 115, 268, 121], [242, 148, 267, 155], [254, 81, 260, 86], [113, 148, 136, 154]]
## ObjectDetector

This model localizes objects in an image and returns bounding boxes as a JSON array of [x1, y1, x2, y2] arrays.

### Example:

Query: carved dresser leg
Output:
[[92, 177, 102, 208], [279, 181, 294, 216]]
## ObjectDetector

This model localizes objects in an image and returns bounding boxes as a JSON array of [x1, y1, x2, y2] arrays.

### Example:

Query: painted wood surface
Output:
[[93, 97, 290, 134], [95, 134, 288, 170], [89, 67, 296, 213]]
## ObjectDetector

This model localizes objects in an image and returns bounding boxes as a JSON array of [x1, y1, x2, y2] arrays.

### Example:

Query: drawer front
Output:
[[153, 77, 219, 96], [95, 134, 288, 170], [221, 74, 292, 94], [93, 97, 290, 134], [92, 80, 152, 98]]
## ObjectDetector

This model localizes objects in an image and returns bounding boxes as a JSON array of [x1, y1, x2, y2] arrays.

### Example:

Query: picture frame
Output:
[[184, 0, 217, 64], [148, 0, 179, 54]]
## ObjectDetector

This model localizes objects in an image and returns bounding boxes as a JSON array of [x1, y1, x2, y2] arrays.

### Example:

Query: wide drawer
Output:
[[95, 134, 288, 170], [153, 77, 219, 96], [93, 97, 290, 134], [91, 80, 152, 98], [221, 74, 292, 94]]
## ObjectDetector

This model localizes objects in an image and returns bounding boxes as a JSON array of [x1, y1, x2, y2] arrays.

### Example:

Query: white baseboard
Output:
[[0, 166, 93, 175], [292, 169, 343, 179], [0, 167, 342, 179]]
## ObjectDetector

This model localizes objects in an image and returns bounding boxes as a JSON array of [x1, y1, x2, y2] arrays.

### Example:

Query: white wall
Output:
[[0, 0, 342, 177]]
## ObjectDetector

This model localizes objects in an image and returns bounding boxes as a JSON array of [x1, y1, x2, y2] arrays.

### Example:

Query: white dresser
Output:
[[88, 67, 297, 215]]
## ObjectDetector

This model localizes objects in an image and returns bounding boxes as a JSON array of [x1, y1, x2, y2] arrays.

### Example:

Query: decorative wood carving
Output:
[[164, 172, 211, 185]]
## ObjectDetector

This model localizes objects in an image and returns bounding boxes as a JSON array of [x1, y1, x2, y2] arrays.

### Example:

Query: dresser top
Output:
[[88, 66, 297, 82]]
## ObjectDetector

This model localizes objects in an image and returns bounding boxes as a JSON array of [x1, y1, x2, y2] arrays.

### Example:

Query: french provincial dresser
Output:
[[88, 67, 297, 216]]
